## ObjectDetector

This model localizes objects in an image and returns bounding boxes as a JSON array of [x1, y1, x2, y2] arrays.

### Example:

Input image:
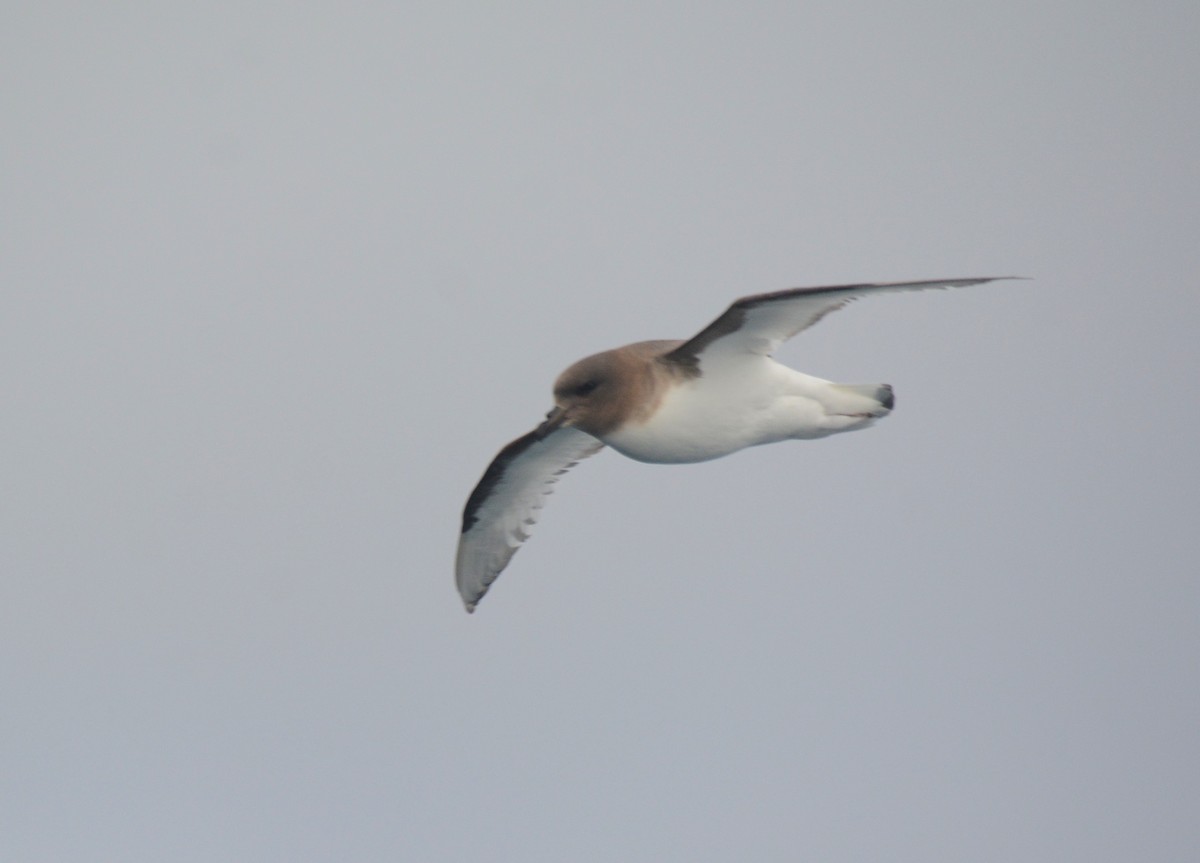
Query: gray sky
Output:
[[4, 2, 1199, 860]]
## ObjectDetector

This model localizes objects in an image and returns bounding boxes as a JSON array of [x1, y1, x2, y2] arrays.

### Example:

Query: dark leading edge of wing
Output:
[[460, 430, 539, 534], [456, 426, 605, 612], [661, 277, 1019, 373]]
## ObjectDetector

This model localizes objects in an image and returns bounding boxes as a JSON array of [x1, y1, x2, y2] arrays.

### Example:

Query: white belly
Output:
[[600, 361, 841, 464]]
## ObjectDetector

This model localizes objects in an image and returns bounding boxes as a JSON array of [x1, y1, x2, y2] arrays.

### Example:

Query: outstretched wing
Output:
[[661, 278, 1014, 373], [456, 425, 604, 612]]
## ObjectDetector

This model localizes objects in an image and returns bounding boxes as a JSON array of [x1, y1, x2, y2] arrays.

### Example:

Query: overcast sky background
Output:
[[4, 3, 1199, 861]]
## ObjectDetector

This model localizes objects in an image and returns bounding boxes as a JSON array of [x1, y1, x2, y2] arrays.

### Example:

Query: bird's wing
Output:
[[456, 425, 604, 612], [660, 278, 1014, 373]]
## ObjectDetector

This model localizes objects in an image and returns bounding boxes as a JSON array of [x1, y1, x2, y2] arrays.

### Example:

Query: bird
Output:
[[456, 277, 1014, 612]]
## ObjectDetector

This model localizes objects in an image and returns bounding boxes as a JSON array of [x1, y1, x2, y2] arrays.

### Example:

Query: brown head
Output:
[[537, 340, 684, 439]]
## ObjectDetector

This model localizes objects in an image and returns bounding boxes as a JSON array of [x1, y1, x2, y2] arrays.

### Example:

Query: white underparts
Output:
[[601, 359, 892, 464]]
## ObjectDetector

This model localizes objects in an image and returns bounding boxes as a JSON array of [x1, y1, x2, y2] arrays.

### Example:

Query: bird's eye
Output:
[[575, 380, 599, 396]]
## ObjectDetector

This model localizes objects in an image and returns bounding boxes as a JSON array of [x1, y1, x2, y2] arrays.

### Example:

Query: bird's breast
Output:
[[599, 377, 767, 464]]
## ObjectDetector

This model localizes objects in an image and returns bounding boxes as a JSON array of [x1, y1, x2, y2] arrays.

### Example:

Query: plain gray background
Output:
[[4, 2, 1198, 860]]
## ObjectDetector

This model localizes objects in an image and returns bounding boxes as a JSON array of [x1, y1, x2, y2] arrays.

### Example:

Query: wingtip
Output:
[[948, 275, 1028, 285], [942, 276, 1030, 289]]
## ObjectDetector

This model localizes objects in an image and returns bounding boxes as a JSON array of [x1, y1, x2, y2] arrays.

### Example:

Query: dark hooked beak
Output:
[[535, 405, 570, 438]]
